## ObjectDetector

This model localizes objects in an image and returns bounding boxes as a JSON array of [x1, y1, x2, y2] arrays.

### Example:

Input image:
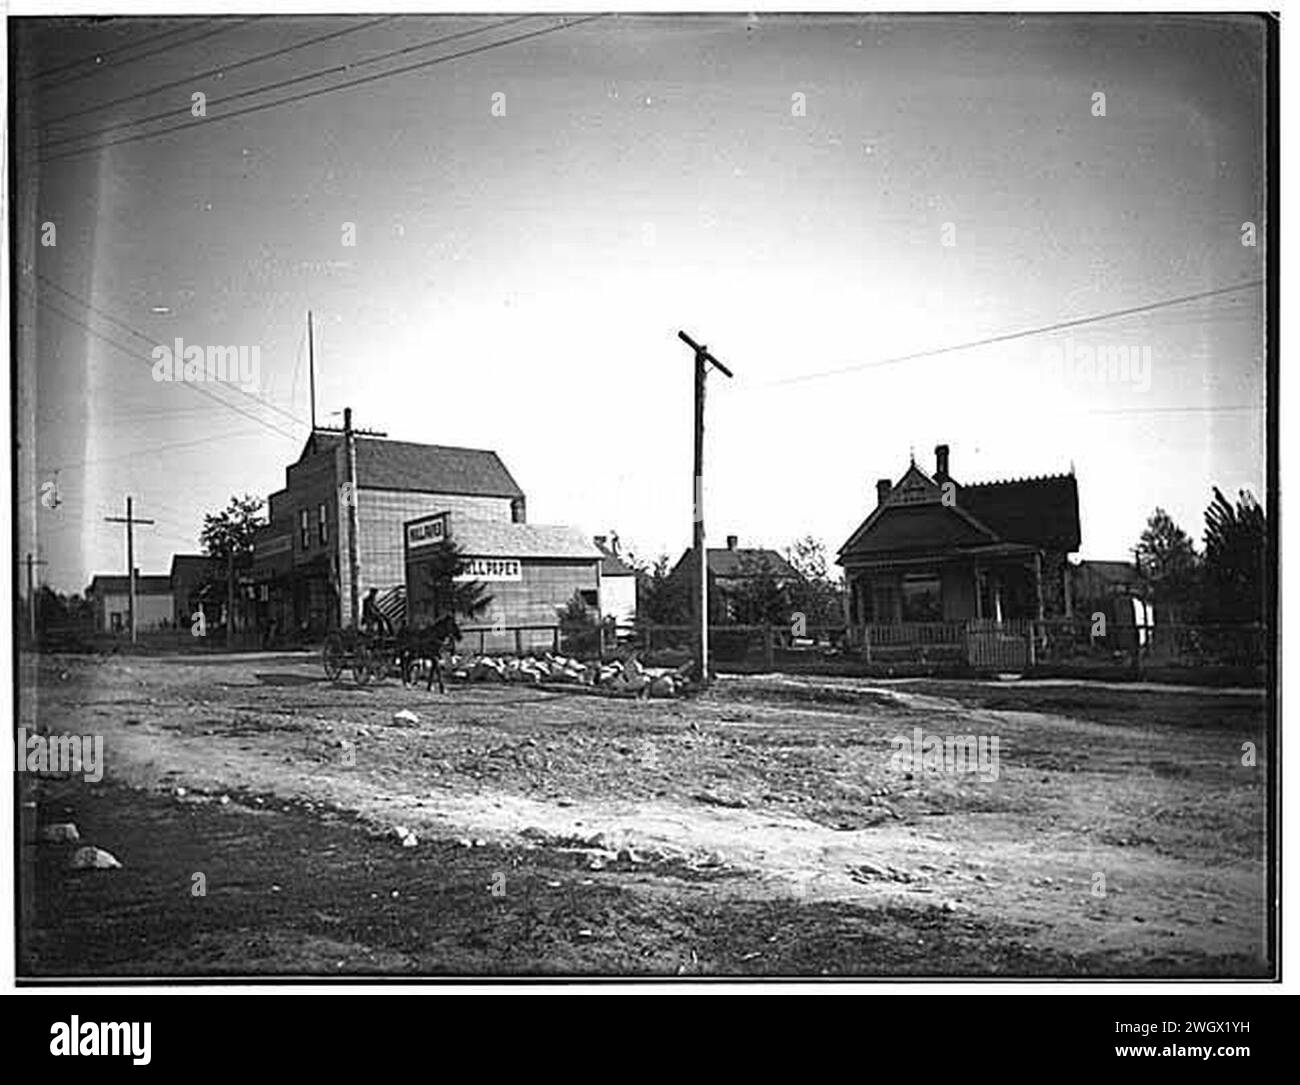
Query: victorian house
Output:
[[838, 444, 1081, 628]]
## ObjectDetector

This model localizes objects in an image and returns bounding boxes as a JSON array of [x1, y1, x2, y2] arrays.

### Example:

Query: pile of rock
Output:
[[446, 653, 691, 698]]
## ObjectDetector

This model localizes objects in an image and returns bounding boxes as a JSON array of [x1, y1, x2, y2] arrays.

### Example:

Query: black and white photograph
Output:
[[6, 2, 1280, 1006]]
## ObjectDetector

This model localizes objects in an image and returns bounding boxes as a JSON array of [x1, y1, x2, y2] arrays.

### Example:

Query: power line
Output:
[[39, 14, 607, 164], [42, 428, 269, 475], [37, 20, 251, 92], [34, 274, 310, 433], [33, 20, 218, 82], [32, 291, 304, 445], [1083, 404, 1262, 416], [42, 16, 394, 129], [750, 279, 1266, 390]]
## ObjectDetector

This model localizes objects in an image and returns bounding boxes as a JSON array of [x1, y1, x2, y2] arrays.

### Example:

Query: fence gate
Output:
[[964, 621, 1031, 670]]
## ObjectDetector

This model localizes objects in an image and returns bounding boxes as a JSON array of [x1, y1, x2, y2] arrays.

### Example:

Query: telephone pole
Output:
[[678, 330, 734, 687], [25, 553, 48, 644], [307, 310, 317, 432], [344, 407, 361, 630], [104, 496, 155, 643]]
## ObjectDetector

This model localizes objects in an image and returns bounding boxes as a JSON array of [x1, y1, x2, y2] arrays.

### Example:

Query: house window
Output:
[[300, 509, 310, 550], [901, 575, 942, 622], [580, 590, 599, 609], [318, 503, 328, 545], [110, 612, 123, 633]]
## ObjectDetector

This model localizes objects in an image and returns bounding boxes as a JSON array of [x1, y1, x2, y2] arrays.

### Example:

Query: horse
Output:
[[396, 613, 463, 693]]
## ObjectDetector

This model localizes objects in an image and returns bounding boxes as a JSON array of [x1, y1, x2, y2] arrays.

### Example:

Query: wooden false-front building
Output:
[[838, 444, 1080, 628]]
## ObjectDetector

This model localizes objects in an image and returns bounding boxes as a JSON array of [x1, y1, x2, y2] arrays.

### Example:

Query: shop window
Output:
[[318, 503, 328, 544], [300, 509, 310, 550]]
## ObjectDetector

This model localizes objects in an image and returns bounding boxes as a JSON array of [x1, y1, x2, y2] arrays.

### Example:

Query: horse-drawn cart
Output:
[[321, 628, 399, 685]]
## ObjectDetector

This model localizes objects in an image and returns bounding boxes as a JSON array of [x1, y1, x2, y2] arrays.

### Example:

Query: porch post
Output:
[[974, 562, 983, 621], [1035, 552, 1044, 620]]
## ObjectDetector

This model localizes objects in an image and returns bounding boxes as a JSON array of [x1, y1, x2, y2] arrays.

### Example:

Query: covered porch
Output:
[[844, 543, 1057, 628]]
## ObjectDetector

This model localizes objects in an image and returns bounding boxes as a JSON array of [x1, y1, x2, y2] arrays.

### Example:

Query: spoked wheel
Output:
[[322, 633, 345, 682]]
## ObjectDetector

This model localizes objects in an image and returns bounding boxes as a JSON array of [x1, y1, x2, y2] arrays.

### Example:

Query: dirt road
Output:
[[19, 652, 1271, 977]]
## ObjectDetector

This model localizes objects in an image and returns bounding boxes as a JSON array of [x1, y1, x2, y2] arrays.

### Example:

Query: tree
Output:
[[1133, 508, 1200, 619], [199, 494, 266, 630], [631, 553, 692, 626], [415, 538, 493, 621], [784, 535, 845, 629], [1201, 487, 1267, 623], [729, 553, 791, 626], [200, 494, 265, 571]]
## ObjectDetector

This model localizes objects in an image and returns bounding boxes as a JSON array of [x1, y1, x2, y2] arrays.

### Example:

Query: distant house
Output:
[[670, 535, 802, 622], [1072, 559, 1154, 643], [170, 553, 216, 628], [838, 444, 1081, 625], [594, 534, 637, 625], [85, 572, 174, 633]]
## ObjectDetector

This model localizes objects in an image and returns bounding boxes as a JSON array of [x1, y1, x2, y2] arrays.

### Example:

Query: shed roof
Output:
[[411, 517, 600, 561]]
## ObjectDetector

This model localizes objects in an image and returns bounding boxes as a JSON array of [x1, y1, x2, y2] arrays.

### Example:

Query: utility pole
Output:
[[226, 548, 235, 649], [307, 310, 316, 432], [344, 406, 361, 630], [25, 553, 48, 644], [677, 330, 734, 686], [104, 496, 155, 644]]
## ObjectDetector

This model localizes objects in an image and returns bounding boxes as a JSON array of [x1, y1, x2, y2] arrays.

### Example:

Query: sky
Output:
[[16, 12, 1268, 593]]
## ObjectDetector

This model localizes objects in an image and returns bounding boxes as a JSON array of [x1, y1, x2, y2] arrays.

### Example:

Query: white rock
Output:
[[392, 709, 419, 725], [41, 823, 80, 844], [70, 846, 121, 871]]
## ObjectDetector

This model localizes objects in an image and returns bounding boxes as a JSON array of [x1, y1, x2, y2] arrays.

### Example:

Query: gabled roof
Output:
[[170, 554, 213, 579], [838, 455, 1080, 562], [299, 432, 523, 498], [88, 574, 173, 595], [1073, 559, 1142, 595], [595, 540, 637, 577], [843, 504, 999, 559], [671, 547, 801, 581], [960, 475, 1080, 551]]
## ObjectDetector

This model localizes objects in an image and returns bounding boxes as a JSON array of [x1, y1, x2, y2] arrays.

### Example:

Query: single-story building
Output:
[[85, 572, 174, 633], [594, 534, 637, 626], [670, 535, 803, 622], [404, 510, 601, 652]]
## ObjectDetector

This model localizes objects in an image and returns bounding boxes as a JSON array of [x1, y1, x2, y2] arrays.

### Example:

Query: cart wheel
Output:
[[322, 634, 344, 682]]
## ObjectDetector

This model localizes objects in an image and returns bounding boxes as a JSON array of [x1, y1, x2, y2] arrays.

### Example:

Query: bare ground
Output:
[[18, 652, 1271, 978]]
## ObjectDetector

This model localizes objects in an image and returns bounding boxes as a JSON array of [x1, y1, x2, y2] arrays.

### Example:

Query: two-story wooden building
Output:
[[838, 444, 1081, 629], [250, 430, 526, 636]]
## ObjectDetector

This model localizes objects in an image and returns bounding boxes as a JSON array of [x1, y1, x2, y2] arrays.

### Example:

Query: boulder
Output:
[[70, 846, 122, 871], [41, 822, 80, 844], [649, 675, 676, 698]]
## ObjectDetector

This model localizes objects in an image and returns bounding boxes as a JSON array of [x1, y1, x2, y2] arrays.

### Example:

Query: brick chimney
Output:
[[726, 535, 738, 551], [876, 478, 892, 505], [935, 444, 950, 480]]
